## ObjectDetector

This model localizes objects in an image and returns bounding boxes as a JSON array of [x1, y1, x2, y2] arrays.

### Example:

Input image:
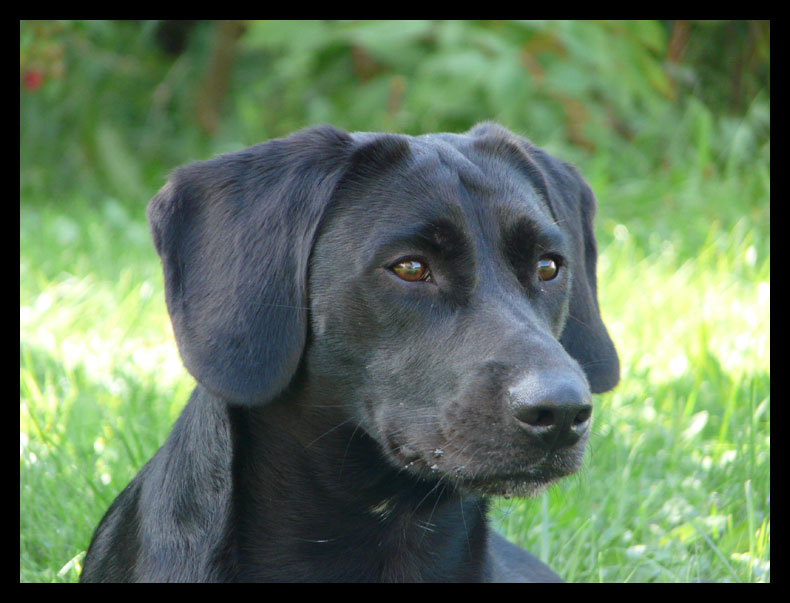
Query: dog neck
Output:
[[222, 387, 492, 582]]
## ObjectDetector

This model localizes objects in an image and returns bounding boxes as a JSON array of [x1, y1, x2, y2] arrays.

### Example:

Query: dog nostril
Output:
[[514, 403, 591, 430], [512, 401, 592, 449], [573, 406, 591, 425], [518, 406, 558, 428]]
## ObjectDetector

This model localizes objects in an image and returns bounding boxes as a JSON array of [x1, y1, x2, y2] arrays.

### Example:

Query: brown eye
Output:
[[392, 259, 430, 282], [537, 257, 559, 281]]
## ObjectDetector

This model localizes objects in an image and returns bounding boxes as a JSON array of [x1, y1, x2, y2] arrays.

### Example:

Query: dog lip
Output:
[[382, 422, 585, 492], [390, 444, 582, 495]]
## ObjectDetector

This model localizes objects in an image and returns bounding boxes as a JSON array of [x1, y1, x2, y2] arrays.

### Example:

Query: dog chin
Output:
[[402, 454, 577, 499], [382, 433, 583, 499], [461, 480, 552, 499], [450, 466, 569, 498]]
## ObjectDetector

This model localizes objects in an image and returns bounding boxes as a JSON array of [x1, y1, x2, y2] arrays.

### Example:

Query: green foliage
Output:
[[21, 20, 769, 205], [21, 20, 769, 582]]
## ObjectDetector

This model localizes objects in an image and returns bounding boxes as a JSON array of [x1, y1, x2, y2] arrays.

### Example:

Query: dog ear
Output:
[[147, 126, 354, 405], [550, 167, 619, 392], [469, 123, 619, 393]]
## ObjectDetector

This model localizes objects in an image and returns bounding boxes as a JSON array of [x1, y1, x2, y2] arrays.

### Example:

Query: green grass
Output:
[[20, 149, 769, 583]]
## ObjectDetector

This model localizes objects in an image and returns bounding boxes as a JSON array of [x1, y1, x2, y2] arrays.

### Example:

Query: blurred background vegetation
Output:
[[20, 20, 769, 582]]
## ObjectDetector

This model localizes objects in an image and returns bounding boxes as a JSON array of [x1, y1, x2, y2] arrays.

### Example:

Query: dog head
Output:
[[147, 123, 619, 496]]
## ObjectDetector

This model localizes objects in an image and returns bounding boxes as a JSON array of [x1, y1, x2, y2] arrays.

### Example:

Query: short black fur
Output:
[[81, 123, 618, 582]]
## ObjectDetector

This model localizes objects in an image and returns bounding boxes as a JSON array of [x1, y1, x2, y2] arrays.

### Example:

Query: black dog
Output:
[[81, 123, 618, 582]]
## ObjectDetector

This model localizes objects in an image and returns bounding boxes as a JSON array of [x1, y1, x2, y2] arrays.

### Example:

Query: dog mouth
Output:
[[384, 434, 582, 498]]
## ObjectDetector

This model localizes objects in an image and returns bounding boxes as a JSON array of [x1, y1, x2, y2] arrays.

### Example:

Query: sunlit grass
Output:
[[20, 199, 195, 582]]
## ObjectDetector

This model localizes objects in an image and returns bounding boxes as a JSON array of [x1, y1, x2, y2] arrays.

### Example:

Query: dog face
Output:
[[147, 123, 618, 499], [305, 128, 610, 496]]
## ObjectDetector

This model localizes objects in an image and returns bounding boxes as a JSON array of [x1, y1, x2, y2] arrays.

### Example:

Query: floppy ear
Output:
[[551, 168, 619, 392], [468, 123, 619, 393], [147, 126, 354, 405]]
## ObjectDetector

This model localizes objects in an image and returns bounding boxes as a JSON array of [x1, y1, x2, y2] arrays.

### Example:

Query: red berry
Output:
[[22, 69, 44, 92]]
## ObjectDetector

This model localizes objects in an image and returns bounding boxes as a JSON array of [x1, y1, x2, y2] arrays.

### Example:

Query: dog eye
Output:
[[536, 256, 559, 281], [392, 259, 431, 282]]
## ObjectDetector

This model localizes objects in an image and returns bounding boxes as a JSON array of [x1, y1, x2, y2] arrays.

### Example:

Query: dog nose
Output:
[[508, 375, 592, 449]]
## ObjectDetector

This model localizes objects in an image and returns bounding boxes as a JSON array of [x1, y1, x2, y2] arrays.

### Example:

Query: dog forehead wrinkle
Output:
[[410, 138, 556, 255], [400, 155, 505, 252], [410, 138, 494, 201], [331, 165, 471, 255], [499, 204, 566, 253]]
